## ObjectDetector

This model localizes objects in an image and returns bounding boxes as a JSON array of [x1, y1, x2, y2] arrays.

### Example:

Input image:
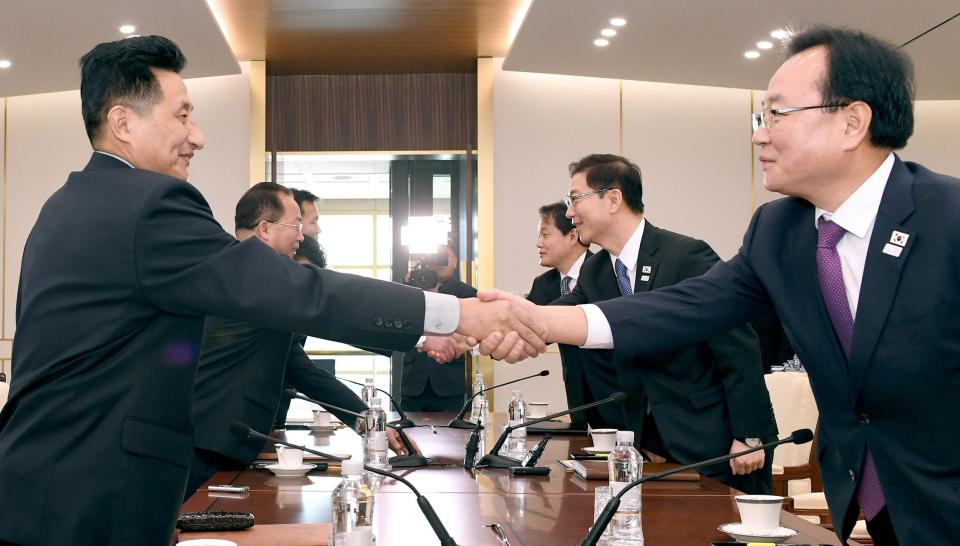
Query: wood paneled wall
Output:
[[267, 73, 477, 151]]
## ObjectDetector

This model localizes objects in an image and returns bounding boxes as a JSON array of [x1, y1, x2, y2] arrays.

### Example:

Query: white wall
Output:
[[490, 59, 960, 412], [0, 64, 253, 371]]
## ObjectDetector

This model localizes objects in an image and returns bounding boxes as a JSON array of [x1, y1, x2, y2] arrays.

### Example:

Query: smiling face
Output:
[[259, 193, 304, 258], [565, 172, 613, 246], [124, 68, 205, 180], [537, 217, 579, 269], [752, 46, 848, 200]]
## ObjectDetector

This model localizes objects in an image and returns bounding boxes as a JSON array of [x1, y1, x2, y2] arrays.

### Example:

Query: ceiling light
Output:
[[0, 60, 11, 69], [744, 51, 761, 59], [770, 29, 790, 40], [610, 18, 627, 27], [601, 28, 617, 37], [119, 24, 136, 34], [757, 40, 773, 49], [594, 38, 610, 47]]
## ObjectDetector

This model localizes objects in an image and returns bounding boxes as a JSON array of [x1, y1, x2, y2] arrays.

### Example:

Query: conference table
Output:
[[181, 412, 850, 545]]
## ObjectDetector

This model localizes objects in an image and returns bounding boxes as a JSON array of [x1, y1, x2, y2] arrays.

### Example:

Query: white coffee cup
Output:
[[526, 402, 548, 419], [590, 428, 618, 451], [275, 444, 304, 468], [735, 494, 783, 533], [312, 409, 331, 427]]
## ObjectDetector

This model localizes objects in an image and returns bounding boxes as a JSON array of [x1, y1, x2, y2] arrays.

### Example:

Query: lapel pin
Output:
[[640, 275, 650, 282], [641, 265, 652, 273], [882, 243, 903, 258], [889, 231, 909, 247]]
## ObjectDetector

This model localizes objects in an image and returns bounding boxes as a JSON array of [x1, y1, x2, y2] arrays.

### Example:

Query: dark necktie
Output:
[[560, 275, 572, 296], [614, 258, 633, 296], [816, 217, 886, 520]]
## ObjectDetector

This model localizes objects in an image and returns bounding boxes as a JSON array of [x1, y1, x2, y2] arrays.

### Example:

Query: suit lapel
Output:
[[848, 157, 916, 398], [634, 223, 661, 292], [594, 250, 623, 301]]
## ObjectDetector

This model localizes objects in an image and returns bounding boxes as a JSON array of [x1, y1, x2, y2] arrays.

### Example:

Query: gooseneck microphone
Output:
[[448, 370, 550, 430], [339, 377, 415, 429], [579, 428, 815, 546], [363, 465, 460, 546], [283, 389, 428, 468], [229, 422, 346, 461], [476, 392, 627, 469]]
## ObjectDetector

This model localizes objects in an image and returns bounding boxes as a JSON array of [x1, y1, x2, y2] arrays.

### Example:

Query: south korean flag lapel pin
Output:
[[882, 229, 911, 258]]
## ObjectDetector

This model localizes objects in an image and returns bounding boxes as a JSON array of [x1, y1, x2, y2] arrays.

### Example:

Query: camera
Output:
[[405, 252, 447, 290]]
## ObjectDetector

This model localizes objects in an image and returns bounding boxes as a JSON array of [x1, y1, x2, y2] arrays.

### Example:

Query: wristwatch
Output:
[[741, 437, 762, 448]]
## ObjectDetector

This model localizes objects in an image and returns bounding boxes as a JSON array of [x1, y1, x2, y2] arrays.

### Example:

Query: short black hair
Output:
[[292, 189, 319, 213], [235, 182, 293, 231], [79, 35, 186, 144], [568, 154, 644, 213], [294, 236, 327, 268], [539, 201, 588, 247], [787, 25, 914, 149]]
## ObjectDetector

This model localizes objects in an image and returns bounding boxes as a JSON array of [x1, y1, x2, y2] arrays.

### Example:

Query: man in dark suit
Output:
[[401, 244, 478, 411], [0, 36, 538, 546], [484, 26, 951, 545], [526, 201, 591, 427], [555, 155, 777, 492], [187, 182, 415, 498]]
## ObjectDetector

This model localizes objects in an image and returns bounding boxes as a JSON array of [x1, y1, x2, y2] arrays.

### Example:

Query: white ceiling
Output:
[[504, 0, 960, 99], [0, 0, 238, 98]]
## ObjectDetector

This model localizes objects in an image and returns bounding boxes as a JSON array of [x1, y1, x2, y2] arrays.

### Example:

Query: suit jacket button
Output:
[[849, 469, 857, 481], [403, 321, 412, 330], [394, 319, 404, 329], [858, 413, 870, 424], [374, 317, 383, 327]]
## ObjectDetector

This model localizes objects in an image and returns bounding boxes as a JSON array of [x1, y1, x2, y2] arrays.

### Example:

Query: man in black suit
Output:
[[484, 26, 953, 545], [555, 155, 777, 492], [526, 201, 591, 427], [0, 36, 540, 546], [187, 182, 414, 498]]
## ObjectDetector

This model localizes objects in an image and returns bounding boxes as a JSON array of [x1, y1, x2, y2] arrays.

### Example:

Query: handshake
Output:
[[418, 289, 587, 364]]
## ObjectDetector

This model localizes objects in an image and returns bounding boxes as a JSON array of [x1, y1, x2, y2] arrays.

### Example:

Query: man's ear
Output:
[[840, 101, 873, 151], [254, 220, 271, 241], [567, 228, 581, 246], [607, 188, 623, 214], [105, 105, 134, 143]]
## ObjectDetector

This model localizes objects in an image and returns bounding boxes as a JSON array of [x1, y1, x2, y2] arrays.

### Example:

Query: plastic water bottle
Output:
[[363, 397, 391, 471], [608, 430, 644, 544], [330, 459, 376, 545], [504, 390, 528, 458], [474, 398, 489, 464], [469, 373, 486, 423], [361, 377, 376, 407]]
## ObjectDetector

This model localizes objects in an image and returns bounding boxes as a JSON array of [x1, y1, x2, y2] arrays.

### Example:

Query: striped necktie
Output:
[[560, 275, 572, 296], [614, 258, 633, 296]]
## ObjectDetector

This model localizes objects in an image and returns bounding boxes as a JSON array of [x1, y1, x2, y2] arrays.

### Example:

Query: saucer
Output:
[[718, 522, 799, 543], [265, 463, 316, 477], [583, 446, 611, 454], [308, 424, 339, 433]]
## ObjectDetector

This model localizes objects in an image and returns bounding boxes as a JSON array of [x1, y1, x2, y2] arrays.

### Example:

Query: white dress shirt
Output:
[[560, 249, 590, 293], [579, 154, 894, 349]]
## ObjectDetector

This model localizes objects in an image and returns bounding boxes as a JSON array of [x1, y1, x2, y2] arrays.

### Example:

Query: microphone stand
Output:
[[285, 389, 429, 468], [578, 429, 814, 546], [364, 465, 460, 546], [476, 392, 627, 469], [339, 377, 415, 429], [229, 422, 345, 461], [448, 370, 550, 430]]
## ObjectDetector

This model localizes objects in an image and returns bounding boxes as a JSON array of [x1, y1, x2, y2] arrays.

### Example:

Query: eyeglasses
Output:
[[751, 103, 850, 131], [563, 188, 611, 207], [267, 220, 303, 232]]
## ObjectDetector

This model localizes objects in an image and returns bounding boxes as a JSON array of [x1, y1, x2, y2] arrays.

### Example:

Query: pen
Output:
[[570, 453, 608, 460]]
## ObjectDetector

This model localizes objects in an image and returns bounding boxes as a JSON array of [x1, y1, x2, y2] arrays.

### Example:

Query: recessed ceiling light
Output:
[[0, 60, 11, 69], [594, 38, 610, 47], [119, 24, 136, 34], [770, 29, 789, 40], [757, 40, 773, 49], [744, 51, 761, 60], [600, 28, 617, 37], [610, 18, 627, 27]]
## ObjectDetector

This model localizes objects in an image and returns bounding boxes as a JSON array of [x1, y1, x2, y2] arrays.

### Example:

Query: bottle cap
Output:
[[341, 460, 364, 476], [370, 397, 381, 406], [512, 390, 521, 397], [365, 377, 374, 384], [616, 430, 635, 443]]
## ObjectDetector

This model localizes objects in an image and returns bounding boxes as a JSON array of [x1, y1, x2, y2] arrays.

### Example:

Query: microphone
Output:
[[463, 422, 483, 469], [339, 377, 415, 429], [283, 389, 428, 468], [228, 422, 346, 461], [579, 428, 814, 546], [448, 370, 550, 429], [363, 465, 460, 546], [476, 392, 627, 468]]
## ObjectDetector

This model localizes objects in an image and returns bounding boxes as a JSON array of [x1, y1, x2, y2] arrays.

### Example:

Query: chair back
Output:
[[764, 371, 818, 467]]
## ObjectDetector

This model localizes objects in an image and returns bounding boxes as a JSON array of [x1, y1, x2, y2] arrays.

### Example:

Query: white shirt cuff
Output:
[[579, 304, 615, 349], [423, 291, 459, 335], [415, 336, 426, 349]]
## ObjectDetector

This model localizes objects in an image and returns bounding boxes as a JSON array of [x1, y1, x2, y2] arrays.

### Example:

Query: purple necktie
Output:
[[816, 218, 886, 520]]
